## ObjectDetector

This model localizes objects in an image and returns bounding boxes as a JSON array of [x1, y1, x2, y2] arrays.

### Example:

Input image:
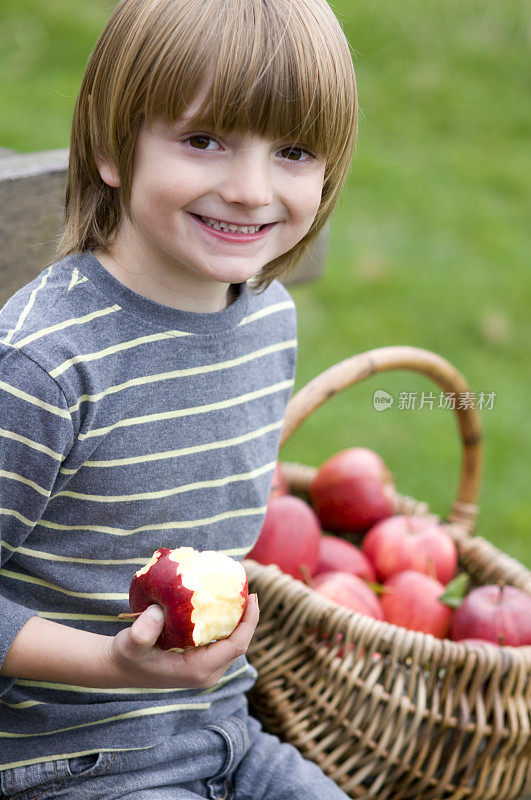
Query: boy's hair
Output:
[[58, 0, 357, 290]]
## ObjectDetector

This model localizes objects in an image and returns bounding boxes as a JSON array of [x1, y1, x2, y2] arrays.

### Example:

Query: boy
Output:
[[0, 0, 357, 796]]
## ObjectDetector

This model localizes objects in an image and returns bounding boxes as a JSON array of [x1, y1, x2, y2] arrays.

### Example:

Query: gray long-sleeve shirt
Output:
[[0, 250, 297, 769]]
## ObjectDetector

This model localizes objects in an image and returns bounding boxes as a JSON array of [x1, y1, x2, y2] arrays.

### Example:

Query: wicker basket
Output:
[[244, 346, 531, 800]]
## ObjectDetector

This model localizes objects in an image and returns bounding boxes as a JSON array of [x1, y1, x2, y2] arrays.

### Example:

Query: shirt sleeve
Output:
[[0, 344, 74, 689]]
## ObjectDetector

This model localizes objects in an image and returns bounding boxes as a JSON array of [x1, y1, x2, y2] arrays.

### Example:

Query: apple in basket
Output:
[[309, 447, 397, 534], [313, 534, 376, 583], [362, 514, 458, 585], [381, 570, 453, 638], [247, 495, 321, 581], [449, 584, 531, 646], [313, 571, 384, 620], [124, 547, 248, 650]]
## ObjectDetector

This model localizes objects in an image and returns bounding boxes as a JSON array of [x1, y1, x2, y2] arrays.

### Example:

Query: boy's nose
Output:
[[218, 156, 274, 209]]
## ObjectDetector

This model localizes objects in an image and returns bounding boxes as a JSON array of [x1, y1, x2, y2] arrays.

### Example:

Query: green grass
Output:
[[1, 0, 529, 564]]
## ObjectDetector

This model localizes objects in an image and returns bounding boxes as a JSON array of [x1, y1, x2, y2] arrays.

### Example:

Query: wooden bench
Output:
[[0, 147, 328, 306]]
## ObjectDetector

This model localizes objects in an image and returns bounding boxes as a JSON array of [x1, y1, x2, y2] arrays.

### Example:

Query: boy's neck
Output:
[[93, 248, 238, 313]]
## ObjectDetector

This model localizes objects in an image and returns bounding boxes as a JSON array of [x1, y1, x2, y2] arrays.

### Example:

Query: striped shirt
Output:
[[0, 250, 297, 769]]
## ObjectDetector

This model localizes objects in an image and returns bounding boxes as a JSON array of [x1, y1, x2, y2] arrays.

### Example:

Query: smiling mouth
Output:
[[191, 214, 270, 235]]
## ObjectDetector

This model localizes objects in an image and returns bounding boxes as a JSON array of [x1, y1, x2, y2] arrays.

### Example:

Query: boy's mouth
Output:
[[191, 214, 270, 235]]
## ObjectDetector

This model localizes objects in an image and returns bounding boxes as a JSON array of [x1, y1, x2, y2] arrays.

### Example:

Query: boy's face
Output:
[[96, 102, 326, 310]]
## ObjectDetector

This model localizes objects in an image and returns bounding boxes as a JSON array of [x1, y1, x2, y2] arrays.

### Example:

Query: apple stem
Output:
[[369, 582, 389, 596], [426, 557, 437, 582], [300, 564, 314, 587], [496, 580, 506, 603], [372, 584, 394, 596], [118, 611, 142, 620]]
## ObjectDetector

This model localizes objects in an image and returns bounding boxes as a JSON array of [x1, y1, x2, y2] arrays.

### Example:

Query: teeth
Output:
[[201, 216, 262, 235]]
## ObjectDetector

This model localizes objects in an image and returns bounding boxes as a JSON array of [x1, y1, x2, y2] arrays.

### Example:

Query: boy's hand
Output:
[[104, 593, 259, 689]]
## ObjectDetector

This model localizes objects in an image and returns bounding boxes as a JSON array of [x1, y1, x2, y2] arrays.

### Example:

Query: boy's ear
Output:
[[95, 149, 121, 188]]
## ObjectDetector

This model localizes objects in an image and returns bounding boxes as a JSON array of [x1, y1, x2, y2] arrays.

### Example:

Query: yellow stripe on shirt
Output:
[[49, 329, 192, 378], [1, 539, 148, 566], [60, 419, 284, 471], [0, 702, 212, 739], [67, 339, 296, 412], [0, 568, 127, 600], [2, 266, 53, 345], [13, 305, 121, 349], [54, 460, 276, 503], [1, 539, 250, 566], [0, 470, 51, 497], [0, 381, 70, 419], [36, 505, 267, 537], [238, 300, 295, 326], [0, 428, 64, 461], [76, 380, 293, 440]]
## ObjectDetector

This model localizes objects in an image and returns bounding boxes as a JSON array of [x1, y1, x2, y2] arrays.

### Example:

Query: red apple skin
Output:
[[362, 514, 458, 585], [381, 570, 453, 638], [270, 461, 290, 499], [313, 534, 376, 583], [129, 548, 248, 650], [309, 448, 396, 534], [129, 548, 196, 649], [449, 584, 531, 647], [313, 570, 384, 620], [248, 495, 321, 580]]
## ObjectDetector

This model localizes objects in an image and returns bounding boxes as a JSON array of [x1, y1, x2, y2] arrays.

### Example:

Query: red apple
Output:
[[449, 584, 531, 646], [128, 547, 248, 650], [381, 570, 453, 638], [309, 447, 396, 534], [247, 495, 321, 580], [362, 514, 458, 585], [270, 461, 289, 498], [313, 570, 384, 619], [313, 534, 376, 583]]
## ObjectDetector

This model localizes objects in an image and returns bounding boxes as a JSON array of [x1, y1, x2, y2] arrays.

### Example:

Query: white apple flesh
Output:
[[128, 547, 248, 650]]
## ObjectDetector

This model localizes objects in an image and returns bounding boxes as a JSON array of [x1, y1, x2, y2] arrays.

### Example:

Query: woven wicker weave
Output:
[[244, 346, 531, 800]]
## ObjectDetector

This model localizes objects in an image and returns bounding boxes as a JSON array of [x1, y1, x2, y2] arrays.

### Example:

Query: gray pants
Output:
[[0, 713, 349, 799]]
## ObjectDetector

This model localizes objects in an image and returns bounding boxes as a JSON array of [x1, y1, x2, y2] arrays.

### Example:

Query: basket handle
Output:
[[280, 345, 482, 533]]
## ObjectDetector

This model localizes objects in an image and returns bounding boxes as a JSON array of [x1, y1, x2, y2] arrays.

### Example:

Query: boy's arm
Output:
[[1, 594, 259, 689], [0, 346, 76, 686], [0, 346, 259, 691]]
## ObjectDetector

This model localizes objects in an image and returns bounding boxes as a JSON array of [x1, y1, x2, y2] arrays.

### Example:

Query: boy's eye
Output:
[[278, 146, 313, 162], [187, 135, 218, 150]]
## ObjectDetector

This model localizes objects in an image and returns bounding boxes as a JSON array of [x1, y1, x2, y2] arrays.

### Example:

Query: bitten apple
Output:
[[309, 448, 396, 534], [128, 547, 248, 650], [313, 570, 384, 619], [449, 584, 531, 646], [247, 495, 321, 580], [381, 570, 453, 638], [313, 534, 376, 582], [362, 514, 458, 585]]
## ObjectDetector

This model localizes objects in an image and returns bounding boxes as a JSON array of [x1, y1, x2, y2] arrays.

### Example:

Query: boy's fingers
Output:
[[128, 604, 165, 651], [240, 592, 260, 631]]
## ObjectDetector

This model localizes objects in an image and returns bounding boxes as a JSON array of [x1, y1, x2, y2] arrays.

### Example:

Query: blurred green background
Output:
[[1, 0, 529, 564]]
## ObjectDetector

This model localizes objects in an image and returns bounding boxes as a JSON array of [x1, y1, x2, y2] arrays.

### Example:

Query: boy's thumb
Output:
[[129, 604, 164, 649]]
